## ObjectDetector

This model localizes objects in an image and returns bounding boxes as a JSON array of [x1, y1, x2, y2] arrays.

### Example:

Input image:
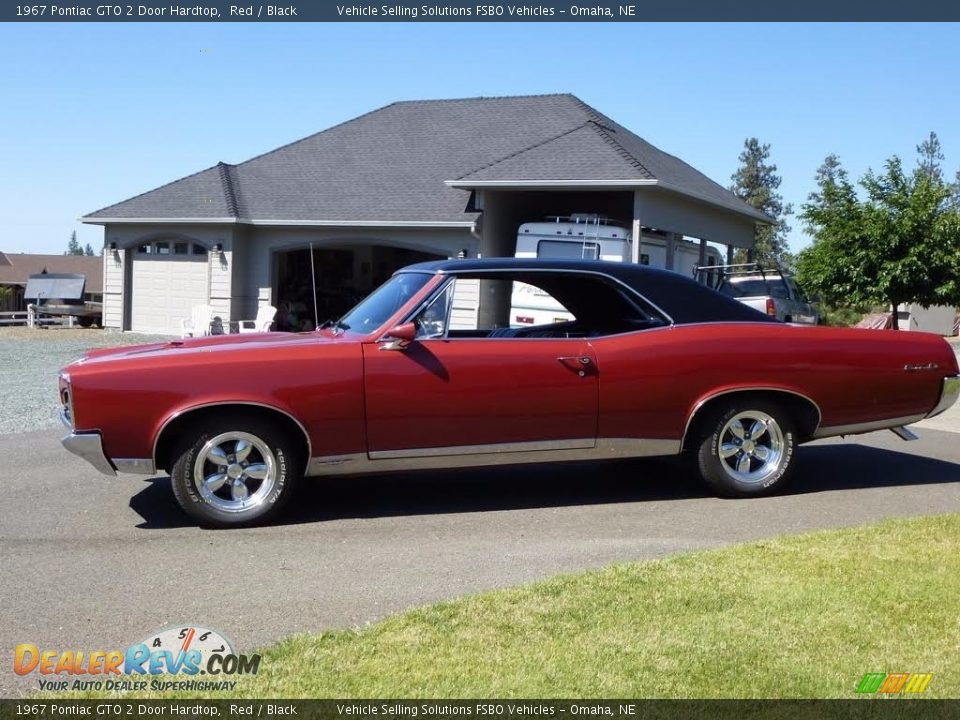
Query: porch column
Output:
[[631, 191, 642, 264], [665, 233, 678, 271]]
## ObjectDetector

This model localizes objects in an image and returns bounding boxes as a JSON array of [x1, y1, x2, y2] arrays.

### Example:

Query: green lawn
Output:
[[57, 514, 960, 698]]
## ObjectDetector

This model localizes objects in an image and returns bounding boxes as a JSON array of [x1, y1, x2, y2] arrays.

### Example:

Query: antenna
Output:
[[309, 242, 319, 330]]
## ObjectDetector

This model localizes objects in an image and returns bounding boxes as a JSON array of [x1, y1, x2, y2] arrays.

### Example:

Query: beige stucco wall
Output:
[[99, 224, 239, 330], [95, 223, 476, 330], [633, 188, 758, 249]]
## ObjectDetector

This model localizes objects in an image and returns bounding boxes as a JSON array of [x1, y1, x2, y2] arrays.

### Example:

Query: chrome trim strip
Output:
[[369, 437, 596, 460], [62, 431, 116, 477], [681, 387, 823, 447], [59, 407, 72, 430], [113, 458, 157, 475], [306, 438, 681, 477], [926, 375, 960, 419], [811, 414, 926, 440], [151, 401, 312, 474]]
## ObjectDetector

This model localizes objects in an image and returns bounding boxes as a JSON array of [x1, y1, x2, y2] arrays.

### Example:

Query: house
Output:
[[81, 94, 769, 335], [0, 252, 103, 312]]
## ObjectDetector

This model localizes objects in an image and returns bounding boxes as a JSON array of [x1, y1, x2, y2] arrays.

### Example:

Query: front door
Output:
[[362, 336, 598, 457]]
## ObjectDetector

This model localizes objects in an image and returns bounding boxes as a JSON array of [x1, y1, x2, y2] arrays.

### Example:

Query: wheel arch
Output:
[[681, 387, 822, 451], [153, 402, 312, 475]]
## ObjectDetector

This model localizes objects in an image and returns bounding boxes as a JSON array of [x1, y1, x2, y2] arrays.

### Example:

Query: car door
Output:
[[362, 277, 598, 458]]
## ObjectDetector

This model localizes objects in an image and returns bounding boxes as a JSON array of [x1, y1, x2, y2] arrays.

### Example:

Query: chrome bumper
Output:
[[927, 375, 960, 419], [62, 431, 117, 477]]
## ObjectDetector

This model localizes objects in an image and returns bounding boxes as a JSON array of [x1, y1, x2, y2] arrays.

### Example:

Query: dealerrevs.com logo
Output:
[[856, 672, 934, 696], [14, 625, 261, 692]]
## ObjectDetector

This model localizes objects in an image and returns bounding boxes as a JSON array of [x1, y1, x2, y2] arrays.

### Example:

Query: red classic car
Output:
[[59, 259, 960, 527]]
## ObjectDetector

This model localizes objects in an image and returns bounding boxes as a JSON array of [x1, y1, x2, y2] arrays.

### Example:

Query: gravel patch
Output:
[[0, 327, 169, 435]]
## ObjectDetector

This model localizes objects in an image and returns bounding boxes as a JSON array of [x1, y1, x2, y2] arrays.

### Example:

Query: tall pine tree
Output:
[[65, 230, 83, 256], [729, 138, 793, 267], [917, 131, 944, 183]]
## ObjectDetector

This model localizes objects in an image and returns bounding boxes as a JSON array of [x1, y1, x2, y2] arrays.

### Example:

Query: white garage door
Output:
[[131, 241, 210, 334]]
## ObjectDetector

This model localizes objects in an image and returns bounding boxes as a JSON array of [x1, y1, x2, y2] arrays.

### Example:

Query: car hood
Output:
[[75, 330, 356, 365]]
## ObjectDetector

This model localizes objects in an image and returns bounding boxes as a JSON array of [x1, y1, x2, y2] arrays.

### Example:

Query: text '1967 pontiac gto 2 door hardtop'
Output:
[[59, 259, 960, 527]]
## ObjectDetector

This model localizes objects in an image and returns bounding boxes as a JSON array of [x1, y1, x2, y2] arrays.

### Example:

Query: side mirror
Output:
[[379, 322, 417, 351]]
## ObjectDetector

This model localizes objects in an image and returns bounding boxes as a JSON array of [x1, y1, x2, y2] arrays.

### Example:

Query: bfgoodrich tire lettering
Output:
[[170, 417, 300, 527], [695, 400, 797, 498]]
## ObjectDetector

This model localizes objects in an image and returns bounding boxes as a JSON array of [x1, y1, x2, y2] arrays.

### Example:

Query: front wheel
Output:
[[170, 418, 300, 527], [695, 401, 797, 497]]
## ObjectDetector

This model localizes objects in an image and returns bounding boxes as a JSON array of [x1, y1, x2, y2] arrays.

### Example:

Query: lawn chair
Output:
[[180, 304, 214, 338], [238, 305, 277, 334]]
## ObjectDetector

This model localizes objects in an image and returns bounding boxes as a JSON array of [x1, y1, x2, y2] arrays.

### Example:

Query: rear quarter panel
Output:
[[593, 323, 957, 441]]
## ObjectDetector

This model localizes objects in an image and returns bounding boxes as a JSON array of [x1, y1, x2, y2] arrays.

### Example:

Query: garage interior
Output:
[[272, 244, 444, 331]]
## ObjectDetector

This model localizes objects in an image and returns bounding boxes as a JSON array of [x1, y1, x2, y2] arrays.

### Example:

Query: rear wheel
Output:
[[695, 400, 797, 497], [170, 418, 300, 527]]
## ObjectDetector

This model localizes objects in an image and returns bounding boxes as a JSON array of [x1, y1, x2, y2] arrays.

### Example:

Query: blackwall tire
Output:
[[695, 400, 797, 498], [170, 417, 300, 527]]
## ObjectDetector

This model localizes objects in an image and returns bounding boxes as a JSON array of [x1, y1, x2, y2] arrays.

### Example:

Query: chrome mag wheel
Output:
[[717, 410, 785, 485], [192, 431, 277, 513]]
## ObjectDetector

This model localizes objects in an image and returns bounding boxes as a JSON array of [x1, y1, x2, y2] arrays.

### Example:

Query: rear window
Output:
[[537, 240, 600, 260], [719, 277, 789, 298]]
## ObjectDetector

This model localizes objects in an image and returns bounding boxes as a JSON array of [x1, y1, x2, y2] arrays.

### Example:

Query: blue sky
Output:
[[1, 22, 957, 255]]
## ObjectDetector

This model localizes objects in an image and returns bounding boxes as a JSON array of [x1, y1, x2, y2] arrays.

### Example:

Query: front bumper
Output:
[[62, 430, 117, 477], [926, 375, 960, 419]]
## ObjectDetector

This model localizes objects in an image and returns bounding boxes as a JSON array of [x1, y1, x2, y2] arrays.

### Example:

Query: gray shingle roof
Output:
[[83, 94, 768, 225]]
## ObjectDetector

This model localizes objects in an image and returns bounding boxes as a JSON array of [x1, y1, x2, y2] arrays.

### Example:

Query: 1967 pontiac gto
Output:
[[59, 259, 960, 527]]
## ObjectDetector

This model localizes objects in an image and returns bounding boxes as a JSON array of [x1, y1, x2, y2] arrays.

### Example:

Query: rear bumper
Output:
[[61, 430, 116, 477], [927, 375, 960, 419]]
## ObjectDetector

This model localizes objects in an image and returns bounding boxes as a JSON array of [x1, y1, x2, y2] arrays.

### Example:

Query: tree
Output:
[[797, 148, 960, 329], [65, 231, 83, 256], [729, 138, 793, 267], [917, 131, 944, 183], [84, 243, 95, 256]]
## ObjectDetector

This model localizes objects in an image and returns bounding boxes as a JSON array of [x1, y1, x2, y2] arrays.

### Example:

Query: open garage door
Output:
[[274, 245, 445, 331], [131, 240, 210, 334]]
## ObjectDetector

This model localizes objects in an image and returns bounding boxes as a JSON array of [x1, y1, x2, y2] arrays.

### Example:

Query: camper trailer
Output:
[[509, 215, 721, 327]]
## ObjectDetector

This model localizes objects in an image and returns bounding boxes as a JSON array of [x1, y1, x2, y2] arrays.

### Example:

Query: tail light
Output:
[[766, 298, 777, 316]]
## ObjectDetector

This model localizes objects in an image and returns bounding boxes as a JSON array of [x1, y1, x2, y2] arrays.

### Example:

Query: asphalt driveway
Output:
[[3, 424, 960, 696]]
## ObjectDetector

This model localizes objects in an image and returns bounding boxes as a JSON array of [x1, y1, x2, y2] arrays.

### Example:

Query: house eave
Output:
[[80, 217, 477, 228], [445, 178, 771, 224]]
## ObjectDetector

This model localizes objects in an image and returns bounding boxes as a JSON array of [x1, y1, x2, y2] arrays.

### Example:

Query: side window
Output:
[[769, 280, 790, 299], [509, 280, 572, 328], [412, 273, 665, 340], [537, 240, 599, 260], [414, 279, 455, 339], [787, 279, 807, 302]]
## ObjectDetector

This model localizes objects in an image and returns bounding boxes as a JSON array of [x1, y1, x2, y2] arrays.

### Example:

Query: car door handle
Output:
[[557, 356, 593, 376]]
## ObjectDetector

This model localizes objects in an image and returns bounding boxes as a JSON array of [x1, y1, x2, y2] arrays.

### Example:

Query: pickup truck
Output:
[[697, 264, 820, 325]]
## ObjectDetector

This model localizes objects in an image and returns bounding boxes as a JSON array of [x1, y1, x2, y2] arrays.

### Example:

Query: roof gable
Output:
[[83, 94, 767, 225]]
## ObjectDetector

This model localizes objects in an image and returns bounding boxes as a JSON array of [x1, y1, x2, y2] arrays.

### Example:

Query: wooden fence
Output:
[[0, 308, 75, 328]]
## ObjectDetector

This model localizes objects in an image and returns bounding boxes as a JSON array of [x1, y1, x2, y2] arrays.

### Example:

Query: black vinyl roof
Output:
[[400, 258, 778, 325]]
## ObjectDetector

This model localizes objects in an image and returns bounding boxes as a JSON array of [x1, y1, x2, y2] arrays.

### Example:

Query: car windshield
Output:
[[336, 271, 433, 333]]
